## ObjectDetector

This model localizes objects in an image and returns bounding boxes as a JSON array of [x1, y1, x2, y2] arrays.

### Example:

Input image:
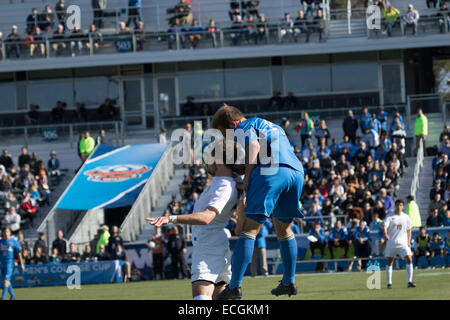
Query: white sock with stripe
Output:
[[386, 265, 393, 285], [406, 263, 413, 283], [194, 295, 212, 300]]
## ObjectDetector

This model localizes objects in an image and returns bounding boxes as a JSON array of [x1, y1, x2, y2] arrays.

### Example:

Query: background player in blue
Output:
[[0, 227, 25, 300], [211, 105, 304, 299]]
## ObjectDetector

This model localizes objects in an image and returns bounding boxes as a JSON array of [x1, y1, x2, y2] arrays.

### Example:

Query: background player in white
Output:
[[146, 141, 238, 300], [382, 199, 416, 289]]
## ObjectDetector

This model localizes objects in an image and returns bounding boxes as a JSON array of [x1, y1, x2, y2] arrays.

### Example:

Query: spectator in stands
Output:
[[26, 8, 40, 35], [167, 225, 188, 279], [30, 152, 43, 175], [34, 232, 48, 257], [376, 188, 394, 214], [427, 0, 438, 9], [108, 225, 123, 255], [52, 229, 68, 260], [293, 10, 310, 43], [5, 26, 22, 59], [173, 0, 193, 25], [444, 231, 450, 259], [50, 24, 66, 56], [126, 0, 142, 28], [188, 19, 204, 49], [306, 202, 323, 231], [79, 131, 96, 162], [430, 180, 445, 201], [428, 193, 445, 216], [353, 220, 371, 270], [20, 191, 38, 226], [342, 110, 358, 144], [268, 90, 283, 110], [308, 222, 326, 257], [0, 175, 12, 199], [0, 150, 14, 173], [70, 26, 84, 56], [2, 207, 21, 235], [414, 108, 428, 155], [244, 15, 258, 44], [64, 243, 81, 263], [39, 5, 55, 31], [430, 232, 444, 257], [444, 209, 450, 226], [47, 151, 60, 177], [207, 19, 219, 48], [315, 120, 331, 145], [328, 220, 350, 258], [311, 9, 324, 41], [229, 15, 243, 46], [55, 0, 67, 29], [415, 227, 431, 268], [427, 208, 444, 227], [251, 219, 270, 277], [51, 101, 65, 122], [30, 246, 48, 264], [359, 106, 372, 133], [81, 245, 96, 262], [97, 98, 118, 120], [91, 0, 106, 29], [49, 247, 61, 264], [73, 102, 88, 122], [405, 195, 422, 228], [146, 226, 165, 280], [283, 92, 298, 110], [382, 5, 400, 37], [86, 24, 103, 53], [296, 112, 315, 148], [22, 248, 32, 265], [96, 225, 110, 254], [159, 128, 168, 144], [18, 147, 31, 170], [168, 18, 186, 50], [133, 21, 145, 51], [439, 137, 450, 157], [96, 244, 111, 260], [280, 12, 295, 43], [5, 192, 19, 212], [256, 14, 267, 44], [229, 0, 242, 21], [402, 4, 420, 36]]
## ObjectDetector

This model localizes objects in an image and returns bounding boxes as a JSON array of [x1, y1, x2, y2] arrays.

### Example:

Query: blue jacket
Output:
[[376, 111, 389, 131], [377, 195, 394, 213], [354, 226, 370, 242], [369, 118, 381, 133], [430, 238, 444, 251], [306, 209, 323, 226], [328, 226, 348, 241], [360, 113, 372, 131], [309, 227, 326, 242]]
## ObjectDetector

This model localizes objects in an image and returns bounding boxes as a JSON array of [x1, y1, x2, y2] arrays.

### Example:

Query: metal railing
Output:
[[119, 143, 174, 242], [0, 120, 125, 148], [410, 138, 424, 201]]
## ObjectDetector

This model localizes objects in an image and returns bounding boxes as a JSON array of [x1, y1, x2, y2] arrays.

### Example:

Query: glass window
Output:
[[144, 76, 154, 103], [224, 58, 270, 69], [74, 78, 119, 106], [154, 63, 177, 74], [179, 70, 224, 100], [382, 64, 402, 104], [271, 66, 284, 95], [28, 69, 72, 80], [0, 84, 16, 111], [285, 65, 331, 94], [224, 68, 271, 97], [178, 60, 222, 72], [28, 79, 74, 109], [16, 82, 27, 110], [284, 55, 329, 65], [74, 66, 119, 77], [331, 63, 378, 92], [379, 50, 402, 60], [331, 52, 378, 63]]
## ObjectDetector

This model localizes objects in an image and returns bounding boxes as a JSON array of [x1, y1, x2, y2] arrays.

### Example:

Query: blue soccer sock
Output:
[[8, 285, 15, 299], [229, 233, 256, 289], [279, 233, 298, 285], [1, 285, 8, 300]]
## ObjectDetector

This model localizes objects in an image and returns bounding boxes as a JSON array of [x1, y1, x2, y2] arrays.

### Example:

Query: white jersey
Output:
[[190, 176, 238, 284], [191, 176, 238, 232], [384, 212, 412, 247]]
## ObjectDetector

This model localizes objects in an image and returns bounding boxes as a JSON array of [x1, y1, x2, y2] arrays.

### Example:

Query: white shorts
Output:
[[385, 245, 412, 258], [191, 228, 231, 284]]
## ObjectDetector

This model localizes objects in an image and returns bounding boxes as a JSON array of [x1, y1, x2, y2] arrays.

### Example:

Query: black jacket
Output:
[[342, 116, 358, 137]]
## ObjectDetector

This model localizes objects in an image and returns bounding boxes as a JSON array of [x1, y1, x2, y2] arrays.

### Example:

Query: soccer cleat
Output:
[[407, 282, 416, 288], [271, 281, 298, 297], [387, 284, 392, 289], [216, 285, 242, 300]]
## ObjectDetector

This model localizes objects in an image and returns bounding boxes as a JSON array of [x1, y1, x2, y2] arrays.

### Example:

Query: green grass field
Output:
[[12, 268, 450, 300]]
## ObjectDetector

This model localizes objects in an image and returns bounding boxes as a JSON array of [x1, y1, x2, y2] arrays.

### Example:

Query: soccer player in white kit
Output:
[[382, 199, 416, 289], [146, 142, 239, 300]]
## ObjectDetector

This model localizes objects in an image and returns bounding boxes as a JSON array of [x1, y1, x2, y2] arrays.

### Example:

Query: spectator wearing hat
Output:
[[6, 25, 21, 58], [402, 4, 420, 36]]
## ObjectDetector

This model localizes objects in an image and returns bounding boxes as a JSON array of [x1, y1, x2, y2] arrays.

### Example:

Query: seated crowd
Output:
[[0, 147, 63, 233]]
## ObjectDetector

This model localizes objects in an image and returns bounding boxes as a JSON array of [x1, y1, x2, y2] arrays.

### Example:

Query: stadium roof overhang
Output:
[[0, 34, 449, 73]]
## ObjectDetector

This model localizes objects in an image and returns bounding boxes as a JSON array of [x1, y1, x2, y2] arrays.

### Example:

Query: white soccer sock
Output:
[[194, 295, 212, 300], [406, 263, 413, 283], [386, 265, 393, 285]]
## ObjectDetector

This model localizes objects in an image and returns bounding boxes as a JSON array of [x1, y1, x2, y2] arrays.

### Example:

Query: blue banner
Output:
[[11, 260, 124, 288], [57, 143, 168, 210]]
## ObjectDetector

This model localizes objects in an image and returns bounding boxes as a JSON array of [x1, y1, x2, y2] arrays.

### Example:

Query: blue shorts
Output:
[[1, 265, 13, 282], [245, 164, 304, 225]]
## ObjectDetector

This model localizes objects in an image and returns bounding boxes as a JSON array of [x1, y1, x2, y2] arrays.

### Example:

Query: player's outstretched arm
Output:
[[243, 140, 260, 192], [146, 207, 218, 226]]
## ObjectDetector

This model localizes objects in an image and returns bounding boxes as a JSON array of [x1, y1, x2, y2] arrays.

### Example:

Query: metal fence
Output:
[[410, 138, 424, 201]]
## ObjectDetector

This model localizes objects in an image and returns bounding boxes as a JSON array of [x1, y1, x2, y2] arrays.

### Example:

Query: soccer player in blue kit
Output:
[[0, 227, 25, 300], [211, 105, 304, 300]]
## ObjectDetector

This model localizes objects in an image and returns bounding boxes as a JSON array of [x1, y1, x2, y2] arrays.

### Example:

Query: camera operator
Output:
[[167, 0, 193, 26]]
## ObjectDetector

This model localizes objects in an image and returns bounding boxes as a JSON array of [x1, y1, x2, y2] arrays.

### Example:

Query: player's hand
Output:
[[20, 264, 25, 272], [146, 217, 170, 226]]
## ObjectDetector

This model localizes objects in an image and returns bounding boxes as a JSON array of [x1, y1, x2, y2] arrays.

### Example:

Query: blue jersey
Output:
[[235, 117, 303, 173], [430, 239, 444, 251], [369, 118, 381, 133], [329, 226, 348, 241], [0, 237, 21, 267], [376, 111, 389, 131], [354, 226, 370, 242], [309, 227, 326, 242], [360, 113, 372, 131]]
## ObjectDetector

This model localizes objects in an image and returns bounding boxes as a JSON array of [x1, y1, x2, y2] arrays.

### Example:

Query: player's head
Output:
[[210, 104, 245, 136], [205, 139, 238, 176], [419, 226, 426, 236], [394, 199, 404, 213], [1, 226, 11, 239]]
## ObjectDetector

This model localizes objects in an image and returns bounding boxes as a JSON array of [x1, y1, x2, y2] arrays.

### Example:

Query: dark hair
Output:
[[395, 199, 404, 206], [210, 104, 244, 132]]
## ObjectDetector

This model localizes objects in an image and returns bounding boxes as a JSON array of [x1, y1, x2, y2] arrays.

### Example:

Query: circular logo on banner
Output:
[[84, 164, 151, 182]]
